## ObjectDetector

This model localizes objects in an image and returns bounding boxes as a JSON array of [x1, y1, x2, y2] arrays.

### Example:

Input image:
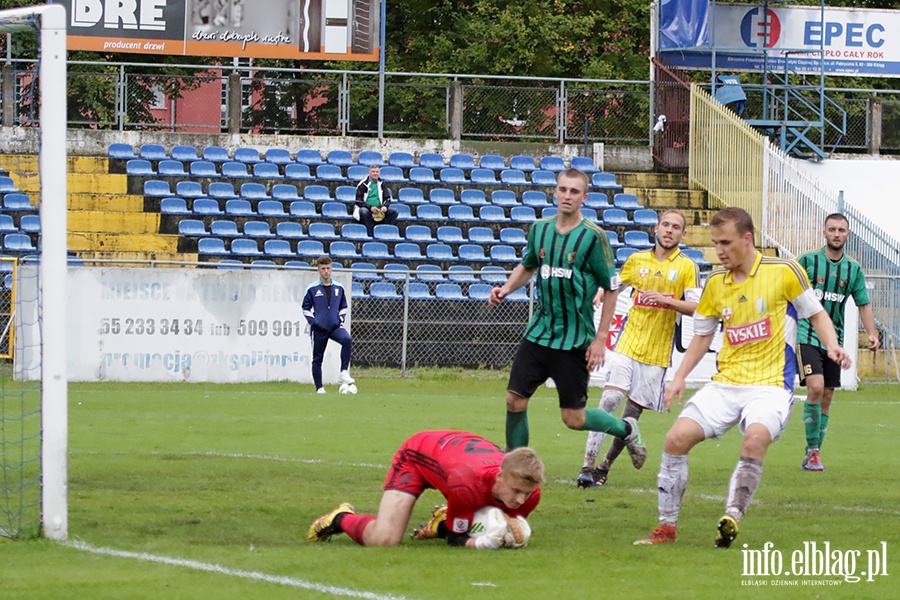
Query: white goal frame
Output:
[[0, 4, 68, 541]]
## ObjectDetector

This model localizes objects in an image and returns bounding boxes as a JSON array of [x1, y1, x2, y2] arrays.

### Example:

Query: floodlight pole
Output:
[[377, 0, 386, 138]]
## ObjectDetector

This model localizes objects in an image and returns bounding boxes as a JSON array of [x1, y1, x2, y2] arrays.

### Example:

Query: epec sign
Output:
[[70, 0, 167, 32]]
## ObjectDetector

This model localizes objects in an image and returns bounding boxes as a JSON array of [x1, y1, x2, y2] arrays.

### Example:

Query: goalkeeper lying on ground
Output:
[[307, 430, 543, 548]]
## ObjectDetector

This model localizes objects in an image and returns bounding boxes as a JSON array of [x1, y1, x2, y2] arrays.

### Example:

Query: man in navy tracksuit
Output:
[[302, 256, 354, 393]]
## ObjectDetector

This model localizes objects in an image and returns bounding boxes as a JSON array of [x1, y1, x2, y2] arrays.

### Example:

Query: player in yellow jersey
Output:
[[635, 207, 850, 548], [576, 210, 701, 488]]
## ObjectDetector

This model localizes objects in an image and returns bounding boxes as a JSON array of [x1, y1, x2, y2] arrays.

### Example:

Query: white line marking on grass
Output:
[[164, 451, 389, 470], [65, 540, 411, 600]]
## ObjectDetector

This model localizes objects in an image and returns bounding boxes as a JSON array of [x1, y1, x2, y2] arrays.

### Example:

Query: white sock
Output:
[[658, 452, 689, 526], [725, 457, 763, 522], [582, 389, 625, 468]]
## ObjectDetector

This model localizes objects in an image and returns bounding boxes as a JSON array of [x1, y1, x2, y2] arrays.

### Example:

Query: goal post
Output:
[[0, 4, 68, 541]]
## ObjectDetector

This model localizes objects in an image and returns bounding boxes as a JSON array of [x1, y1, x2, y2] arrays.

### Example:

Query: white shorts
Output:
[[604, 351, 667, 412], [679, 382, 795, 442]]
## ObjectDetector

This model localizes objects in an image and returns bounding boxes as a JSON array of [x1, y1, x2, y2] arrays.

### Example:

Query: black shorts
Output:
[[798, 344, 842, 389], [507, 339, 589, 410]]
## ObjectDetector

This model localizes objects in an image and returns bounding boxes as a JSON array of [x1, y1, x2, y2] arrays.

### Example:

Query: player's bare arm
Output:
[[663, 332, 715, 410], [858, 304, 881, 351], [489, 264, 534, 306]]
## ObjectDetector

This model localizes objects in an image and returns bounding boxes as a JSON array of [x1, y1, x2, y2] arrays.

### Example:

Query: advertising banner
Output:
[[60, 0, 380, 61]]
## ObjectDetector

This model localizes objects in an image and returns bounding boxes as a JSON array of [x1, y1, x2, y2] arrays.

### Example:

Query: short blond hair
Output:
[[501, 447, 544, 485]]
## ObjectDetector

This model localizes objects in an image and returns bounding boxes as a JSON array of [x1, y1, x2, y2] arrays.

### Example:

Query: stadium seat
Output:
[[539, 156, 565, 172], [197, 237, 228, 255], [297, 240, 326, 258], [467, 283, 493, 301], [633, 209, 659, 227], [225, 199, 254, 216], [161, 197, 190, 216], [458, 244, 488, 262], [435, 283, 466, 300], [361, 242, 392, 260], [409, 167, 439, 184], [383, 263, 411, 282], [125, 159, 154, 176], [468, 227, 497, 245], [221, 162, 251, 178], [374, 224, 403, 242], [479, 265, 508, 284], [216, 259, 245, 270], [510, 155, 537, 172], [276, 221, 305, 239], [351, 281, 368, 298], [604, 229, 623, 249], [347, 165, 369, 181], [193, 199, 224, 216], [253, 163, 283, 179], [335, 185, 356, 203], [398, 187, 426, 204], [388, 152, 415, 169], [139, 144, 167, 161], [330, 241, 360, 260], [479, 205, 507, 222], [178, 219, 208, 237], [208, 182, 238, 199], [394, 203, 414, 221], [470, 168, 498, 185], [176, 181, 206, 199], [570, 156, 599, 173], [243, 221, 274, 238], [0, 178, 18, 194], [460, 189, 488, 206], [437, 226, 465, 244], [430, 188, 456, 205], [351, 261, 381, 281], [449, 153, 476, 170], [541, 207, 558, 219], [521, 190, 550, 207], [426, 243, 456, 262], [584, 192, 611, 209], [491, 190, 517, 207], [203, 146, 230, 162], [210, 220, 241, 237], [616, 247, 638, 266], [157, 160, 187, 177], [264, 239, 293, 257], [379, 166, 407, 183], [357, 150, 384, 166], [479, 155, 505, 171], [309, 222, 339, 240], [108, 143, 136, 159], [341, 223, 371, 241], [405, 282, 432, 300], [190, 160, 220, 178], [272, 184, 301, 201], [447, 205, 476, 221], [289, 201, 318, 218], [240, 182, 269, 200], [284, 164, 315, 180], [301, 185, 330, 203], [416, 204, 446, 221], [370, 282, 402, 299], [316, 164, 345, 182], [405, 225, 434, 243], [143, 180, 171, 197], [499, 227, 526, 245], [327, 149, 355, 167], [251, 260, 278, 269], [490, 245, 518, 262], [507, 207, 535, 224], [603, 208, 633, 226], [295, 149, 324, 165], [265, 148, 292, 165], [500, 169, 528, 185], [506, 287, 531, 302], [592, 172, 619, 188], [624, 230, 654, 249], [257, 200, 287, 217], [234, 147, 262, 163], [419, 153, 445, 170], [682, 248, 711, 268], [613, 193, 642, 210], [415, 264, 444, 282], [394, 242, 425, 261], [581, 207, 598, 222], [448, 265, 478, 283], [530, 170, 557, 186], [439, 168, 467, 185], [231, 239, 263, 256]]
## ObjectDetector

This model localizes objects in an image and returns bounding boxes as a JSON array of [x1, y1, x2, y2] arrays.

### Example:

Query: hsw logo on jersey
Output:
[[633, 290, 674, 309], [725, 316, 772, 346]]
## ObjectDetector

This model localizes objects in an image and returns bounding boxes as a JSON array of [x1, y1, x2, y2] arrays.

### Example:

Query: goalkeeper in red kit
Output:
[[307, 430, 543, 549]]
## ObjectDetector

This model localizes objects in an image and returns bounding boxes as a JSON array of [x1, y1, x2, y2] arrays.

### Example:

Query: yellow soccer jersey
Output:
[[615, 248, 701, 367], [693, 253, 822, 389]]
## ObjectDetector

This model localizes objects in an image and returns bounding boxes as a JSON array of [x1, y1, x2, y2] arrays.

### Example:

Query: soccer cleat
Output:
[[592, 467, 609, 487], [715, 515, 739, 548], [623, 417, 647, 470], [307, 502, 355, 542], [339, 370, 355, 385], [802, 449, 825, 472], [316, 388, 327, 394], [411, 504, 447, 540], [634, 524, 677, 545], [576, 467, 595, 488]]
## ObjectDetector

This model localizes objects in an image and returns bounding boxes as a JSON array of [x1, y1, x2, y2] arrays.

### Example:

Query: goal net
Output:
[[0, 4, 67, 541]]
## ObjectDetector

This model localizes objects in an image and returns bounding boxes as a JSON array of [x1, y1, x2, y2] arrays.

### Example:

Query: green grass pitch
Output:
[[2, 373, 897, 599]]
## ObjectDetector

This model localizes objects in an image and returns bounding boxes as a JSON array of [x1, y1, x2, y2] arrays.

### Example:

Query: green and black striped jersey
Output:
[[796, 248, 870, 348], [521, 216, 615, 350]]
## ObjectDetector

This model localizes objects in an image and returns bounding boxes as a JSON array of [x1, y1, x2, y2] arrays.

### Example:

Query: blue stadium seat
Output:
[[193, 199, 224, 216], [351, 261, 381, 281], [203, 146, 230, 163], [468, 227, 496, 245], [449, 153, 476, 170], [351, 281, 368, 298], [394, 203, 414, 221], [327, 149, 355, 167], [290, 201, 318, 218], [330, 241, 360, 260], [234, 147, 262, 163], [178, 219, 208, 237], [570, 156, 599, 173], [624, 230, 654, 249], [316, 164, 345, 182], [409, 167, 439, 184], [415, 264, 444, 282], [467, 283, 493, 301], [253, 163, 283, 179], [405, 225, 434, 243], [435, 283, 466, 300], [276, 221, 305, 239], [304, 185, 331, 202], [506, 287, 531, 302], [447, 205, 476, 221], [264, 239, 293, 257], [225, 199, 254, 216], [176, 181, 206, 199], [210, 220, 241, 237], [530, 170, 557, 186], [605, 229, 624, 249], [510, 206, 537, 223], [437, 225, 465, 244], [500, 169, 528, 185], [295, 149, 324, 165], [358, 151, 384, 166], [221, 162, 251, 178], [521, 190, 550, 207], [419, 153, 445, 170], [633, 209, 659, 227], [125, 159, 154, 176], [581, 207, 598, 222], [491, 190, 517, 207], [139, 144, 167, 161], [108, 143, 136, 159], [341, 223, 370, 241], [447, 265, 478, 283], [231, 239, 263, 256], [197, 237, 228, 255], [430, 188, 456, 205], [458, 244, 488, 262], [190, 160, 220, 178], [309, 222, 339, 240], [297, 239, 326, 258], [479, 155, 505, 171], [416, 204, 446, 221], [398, 187, 426, 204], [208, 182, 238, 199], [394, 242, 425, 261], [370, 282, 402, 299], [159, 197, 189, 216], [257, 200, 287, 217], [426, 243, 456, 262], [479, 205, 507, 222], [374, 224, 403, 242], [157, 160, 187, 177], [592, 172, 622, 191], [539, 156, 565, 172], [388, 152, 415, 169], [347, 165, 369, 181], [470, 168, 498, 185], [361, 242, 392, 260], [251, 260, 278, 269], [681, 248, 711, 268], [335, 185, 356, 203], [243, 221, 274, 238], [240, 182, 269, 200], [616, 247, 638, 266], [542, 207, 558, 219], [490, 245, 518, 262], [272, 184, 301, 201], [460, 189, 487, 206], [439, 168, 467, 185], [480, 265, 508, 284], [284, 164, 315, 180], [265, 148, 292, 165], [499, 227, 526, 245], [216, 259, 245, 270], [407, 282, 434, 300], [19, 215, 40, 233], [584, 192, 611, 209], [613, 193, 642, 210], [383, 263, 411, 282], [143, 180, 171, 197], [379, 166, 407, 183], [510, 155, 537, 172], [603, 208, 633, 226]]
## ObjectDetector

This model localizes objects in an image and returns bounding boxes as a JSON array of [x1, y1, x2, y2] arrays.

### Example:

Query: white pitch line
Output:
[[65, 540, 411, 600]]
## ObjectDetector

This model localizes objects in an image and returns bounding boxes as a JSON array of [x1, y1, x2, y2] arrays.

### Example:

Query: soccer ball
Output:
[[469, 506, 531, 549], [338, 383, 358, 394]]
